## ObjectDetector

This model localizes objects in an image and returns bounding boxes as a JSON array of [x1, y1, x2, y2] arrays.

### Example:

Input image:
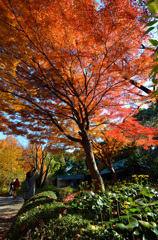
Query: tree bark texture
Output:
[[81, 129, 105, 193]]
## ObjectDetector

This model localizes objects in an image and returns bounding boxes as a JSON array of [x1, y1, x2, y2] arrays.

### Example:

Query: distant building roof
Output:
[[100, 159, 126, 175], [57, 174, 85, 180]]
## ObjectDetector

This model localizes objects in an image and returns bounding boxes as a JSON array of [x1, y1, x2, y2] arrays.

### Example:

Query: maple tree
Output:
[[92, 115, 158, 182], [0, 0, 157, 191], [0, 136, 24, 188], [22, 144, 53, 188], [93, 129, 132, 183]]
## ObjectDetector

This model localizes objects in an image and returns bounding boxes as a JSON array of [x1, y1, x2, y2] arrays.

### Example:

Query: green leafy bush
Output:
[[7, 192, 64, 240], [7, 179, 158, 240]]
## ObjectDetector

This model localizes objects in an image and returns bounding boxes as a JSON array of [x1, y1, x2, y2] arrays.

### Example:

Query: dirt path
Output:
[[0, 196, 24, 240]]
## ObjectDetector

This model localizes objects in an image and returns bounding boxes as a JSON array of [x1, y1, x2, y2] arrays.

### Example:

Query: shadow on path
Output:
[[0, 196, 24, 239]]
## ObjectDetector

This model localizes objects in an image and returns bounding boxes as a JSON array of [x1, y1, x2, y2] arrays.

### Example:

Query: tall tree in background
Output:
[[22, 144, 52, 188], [0, 0, 156, 191], [48, 151, 87, 182], [92, 116, 158, 182], [62, 150, 87, 175], [93, 128, 131, 183], [0, 136, 24, 188], [131, 105, 158, 178]]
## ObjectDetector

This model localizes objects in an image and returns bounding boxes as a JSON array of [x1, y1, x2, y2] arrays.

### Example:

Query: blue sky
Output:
[[0, 132, 28, 147]]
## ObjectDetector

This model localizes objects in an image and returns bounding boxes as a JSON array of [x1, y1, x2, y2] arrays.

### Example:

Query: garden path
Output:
[[0, 196, 24, 240]]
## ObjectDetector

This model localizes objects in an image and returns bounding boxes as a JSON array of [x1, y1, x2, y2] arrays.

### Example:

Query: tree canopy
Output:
[[0, 0, 157, 191]]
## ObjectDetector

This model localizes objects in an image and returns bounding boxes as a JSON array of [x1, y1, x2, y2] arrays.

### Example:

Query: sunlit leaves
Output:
[[148, 39, 158, 46], [0, 0, 157, 189], [0, 0, 153, 138], [0, 136, 24, 187], [22, 143, 53, 187], [92, 114, 158, 180], [148, 2, 158, 14]]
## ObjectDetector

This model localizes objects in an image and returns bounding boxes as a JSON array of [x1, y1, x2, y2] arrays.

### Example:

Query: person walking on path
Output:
[[13, 178, 20, 199], [23, 168, 38, 202], [9, 180, 15, 197]]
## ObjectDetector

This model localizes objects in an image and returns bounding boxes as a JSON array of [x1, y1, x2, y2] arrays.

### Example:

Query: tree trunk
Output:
[[148, 146, 153, 181], [108, 164, 117, 183], [36, 168, 43, 188], [81, 129, 105, 193], [41, 166, 50, 188]]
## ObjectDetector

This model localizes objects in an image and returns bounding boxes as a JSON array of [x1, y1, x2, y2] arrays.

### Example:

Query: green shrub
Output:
[[7, 199, 64, 240], [7, 180, 158, 240], [18, 191, 57, 215], [31, 214, 90, 240]]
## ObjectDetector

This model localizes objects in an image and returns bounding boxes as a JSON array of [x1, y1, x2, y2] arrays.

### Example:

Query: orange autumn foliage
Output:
[[22, 144, 52, 188], [92, 116, 158, 181], [0, 0, 156, 191]]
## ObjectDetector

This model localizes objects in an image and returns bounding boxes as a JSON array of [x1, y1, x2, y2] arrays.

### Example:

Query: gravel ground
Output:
[[0, 196, 24, 240]]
